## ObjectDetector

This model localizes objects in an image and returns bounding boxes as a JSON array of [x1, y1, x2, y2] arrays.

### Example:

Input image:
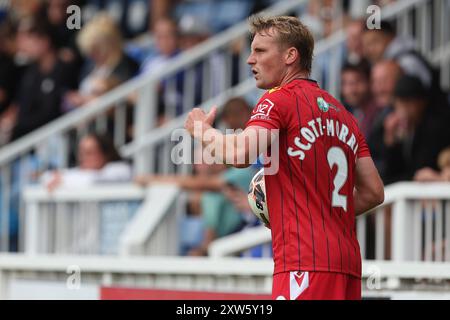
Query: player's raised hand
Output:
[[185, 106, 217, 137], [205, 106, 217, 126]]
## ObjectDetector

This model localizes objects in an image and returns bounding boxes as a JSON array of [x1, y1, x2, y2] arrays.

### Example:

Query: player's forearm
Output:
[[196, 127, 252, 168], [353, 188, 384, 216]]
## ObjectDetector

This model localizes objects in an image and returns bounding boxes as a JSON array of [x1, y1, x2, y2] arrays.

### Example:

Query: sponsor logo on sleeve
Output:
[[251, 99, 275, 120]]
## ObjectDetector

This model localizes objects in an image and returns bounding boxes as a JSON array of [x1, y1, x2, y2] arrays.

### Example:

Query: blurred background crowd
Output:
[[0, 0, 449, 256]]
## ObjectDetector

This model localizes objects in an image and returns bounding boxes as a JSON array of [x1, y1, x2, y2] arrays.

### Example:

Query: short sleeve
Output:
[[246, 90, 287, 130], [356, 129, 371, 159]]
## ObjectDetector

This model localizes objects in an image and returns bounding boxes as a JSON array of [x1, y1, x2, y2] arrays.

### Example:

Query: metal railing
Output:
[[0, 0, 308, 252], [21, 184, 182, 256], [118, 184, 182, 256], [208, 182, 450, 266], [22, 184, 145, 255], [0, 0, 448, 253], [359, 182, 450, 263], [1, 255, 450, 299]]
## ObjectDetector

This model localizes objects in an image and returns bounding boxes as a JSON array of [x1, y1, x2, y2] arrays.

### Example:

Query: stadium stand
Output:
[[0, 0, 449, 299]]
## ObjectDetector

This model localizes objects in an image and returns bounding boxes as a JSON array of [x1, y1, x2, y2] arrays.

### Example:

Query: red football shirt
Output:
[[246, 78, 371, 278]]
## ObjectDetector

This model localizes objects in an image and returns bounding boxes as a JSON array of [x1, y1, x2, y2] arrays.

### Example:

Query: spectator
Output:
[[8, 0, 44, 21], [66, 13, 139, 110], [62, 74, 121, 113], [194, 166, 256, 256], [140, 17, 180, 74], [135, 97, 256, 256], [177, 146, 228, 256], [221, 180, 272, 258], [300, 0, 344, 40], [149, 0, 177, 31], [367, 60, 403, 177], [177, 14, 212, 107], [344, 19, 365, 64], [42, 133, 132, 191], [0, 20, 20, 114], [178, 14, 209, 51], [81, 0, 171, 39], [0, 19, 24, 145], [414, 147, 450, 182], [371, 59, 403, 109], [135, 164, 256, 257], [362, 21, 437, 90], [44, 0, 83, 69], [219, 97, 252, 131], [10, 18, 78, 141], [383, 75, 450, 184], [341, 60, 377, 138], [140, 17, 184, 121]]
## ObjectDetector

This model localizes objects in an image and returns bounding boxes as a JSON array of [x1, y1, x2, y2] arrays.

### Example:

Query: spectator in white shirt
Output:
[[42, 133, 132, 191]]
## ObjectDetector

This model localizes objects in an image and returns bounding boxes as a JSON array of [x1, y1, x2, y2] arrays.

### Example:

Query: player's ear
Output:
[[285, 47, 299, 66]]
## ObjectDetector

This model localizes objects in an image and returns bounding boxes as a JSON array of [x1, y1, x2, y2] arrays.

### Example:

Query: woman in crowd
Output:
[[64, 13, 139, 111], [42, 133, 132, 191]]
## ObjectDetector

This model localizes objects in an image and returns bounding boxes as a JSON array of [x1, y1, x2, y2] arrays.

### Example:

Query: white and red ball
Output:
[[247, 168, 270, 224]]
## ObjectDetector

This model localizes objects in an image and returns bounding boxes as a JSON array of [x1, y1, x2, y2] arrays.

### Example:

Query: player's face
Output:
[[247, 30, 287, 89]]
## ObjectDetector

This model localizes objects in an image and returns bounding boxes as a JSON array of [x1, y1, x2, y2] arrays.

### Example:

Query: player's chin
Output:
[[255, 80, 270, 90]]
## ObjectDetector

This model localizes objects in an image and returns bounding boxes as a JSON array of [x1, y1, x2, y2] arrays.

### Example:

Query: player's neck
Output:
[[279, 70, 310, 87]]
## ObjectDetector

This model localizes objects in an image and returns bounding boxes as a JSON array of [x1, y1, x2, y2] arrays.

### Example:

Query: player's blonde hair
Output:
[[249, 15, 315, 75]]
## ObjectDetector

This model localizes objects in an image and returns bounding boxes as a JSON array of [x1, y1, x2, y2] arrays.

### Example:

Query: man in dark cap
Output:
[[383, 75, 450, 184]]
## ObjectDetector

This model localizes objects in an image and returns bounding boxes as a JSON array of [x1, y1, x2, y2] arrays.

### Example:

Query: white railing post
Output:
[[445, 201, 450, 262], [118, 184, 180, 256], [391, 198, 413, 261], [356, 216, 367, 259], [0, 269, 8, 300], [412, 201, 423, 261], [0, 165, 12, 252], [23, 185, 146, 256], [134, 80, 158, 175], [24, 200, 39, 255], [375, 208, 386, 260]]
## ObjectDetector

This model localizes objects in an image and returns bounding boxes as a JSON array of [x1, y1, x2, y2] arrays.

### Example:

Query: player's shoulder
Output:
[[266, 85, 292, 96], [319, 92, 361, 127], [258, 85, 295, 105]]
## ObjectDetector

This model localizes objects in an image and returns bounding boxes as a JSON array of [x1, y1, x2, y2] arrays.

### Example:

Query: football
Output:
[[248, 168, 270, 224]]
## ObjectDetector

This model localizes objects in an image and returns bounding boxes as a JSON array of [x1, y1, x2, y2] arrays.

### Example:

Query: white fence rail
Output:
[[22, 185, 144, 255], [22, 184, 181, 256], [0, 0, 449, 253], [1, 181, 450, 299], [0, 255, 450, 299], [0, 0, 308, 253], [119, 184, 182, 256], [209, 182, 450, 265]]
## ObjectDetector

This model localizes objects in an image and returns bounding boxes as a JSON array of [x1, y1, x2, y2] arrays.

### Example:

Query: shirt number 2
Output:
[[327, 147, 348, 212]]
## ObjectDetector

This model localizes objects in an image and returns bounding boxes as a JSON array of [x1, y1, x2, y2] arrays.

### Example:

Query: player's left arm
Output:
[[354, 156, 385, 216], [184, 106, 276, 167], [350, 122, 385, 216]]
